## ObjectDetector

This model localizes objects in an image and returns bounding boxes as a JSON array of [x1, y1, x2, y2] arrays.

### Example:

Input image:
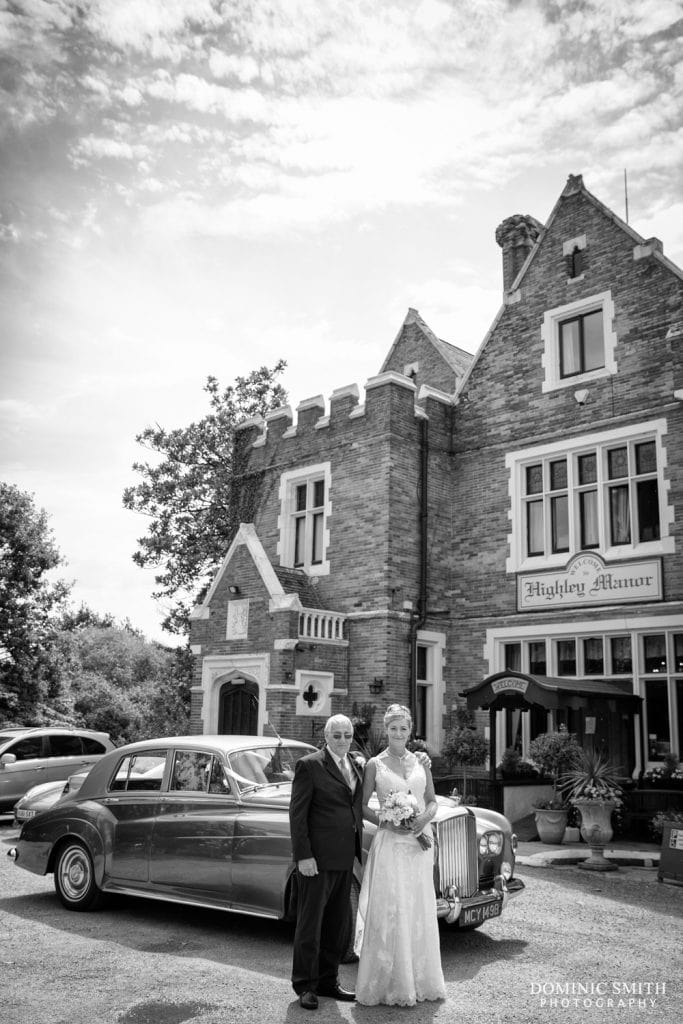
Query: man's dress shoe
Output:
[[317, 985, 356, 1001], [298, 991, 318, 1010]]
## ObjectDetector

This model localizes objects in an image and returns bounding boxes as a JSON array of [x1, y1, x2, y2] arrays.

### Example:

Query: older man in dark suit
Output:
[[289, 714, 362, 1010]]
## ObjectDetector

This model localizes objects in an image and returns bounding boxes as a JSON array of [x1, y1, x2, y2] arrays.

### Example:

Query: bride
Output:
[[354, 704, 446, 1006]]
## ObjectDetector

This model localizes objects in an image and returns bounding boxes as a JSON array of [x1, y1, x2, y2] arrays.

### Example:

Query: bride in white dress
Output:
[[354, 704, 446, 1006]]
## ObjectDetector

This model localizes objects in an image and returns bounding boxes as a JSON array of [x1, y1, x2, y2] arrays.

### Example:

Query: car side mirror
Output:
[[0, 753, 17, 767]]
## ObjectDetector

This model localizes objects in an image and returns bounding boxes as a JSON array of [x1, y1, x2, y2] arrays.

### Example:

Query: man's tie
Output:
[[341, 758, 353, 789]]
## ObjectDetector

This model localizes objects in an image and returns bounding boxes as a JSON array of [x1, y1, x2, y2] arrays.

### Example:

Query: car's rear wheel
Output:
[[340, 876, 360, 964], [54, 840, 103, 911]]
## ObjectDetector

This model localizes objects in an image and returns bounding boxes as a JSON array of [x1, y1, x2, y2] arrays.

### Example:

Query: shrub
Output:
[[528, 726, 581, 807], [650, 809, 683, 841]]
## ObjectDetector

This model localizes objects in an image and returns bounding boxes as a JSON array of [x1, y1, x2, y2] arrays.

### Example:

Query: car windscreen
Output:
[[0, 733, 23, 745], [226, 745, 312, 790]]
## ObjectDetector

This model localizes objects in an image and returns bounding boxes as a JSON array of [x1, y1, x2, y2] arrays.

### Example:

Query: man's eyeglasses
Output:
[[331, 732, 353, 739]]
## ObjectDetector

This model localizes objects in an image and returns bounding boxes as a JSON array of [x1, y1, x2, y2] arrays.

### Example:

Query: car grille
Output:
[[435, 813, 479, 898]]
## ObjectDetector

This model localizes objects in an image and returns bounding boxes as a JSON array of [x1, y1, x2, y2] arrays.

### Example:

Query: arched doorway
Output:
[[219, 675, 259, 735]]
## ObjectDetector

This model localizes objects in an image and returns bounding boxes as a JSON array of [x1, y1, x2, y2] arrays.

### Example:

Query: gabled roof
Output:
[[455, 172, 683, 398], [510, 172, 683, 293], [381, 307, 473, 383], [190, 523, 301, 619]]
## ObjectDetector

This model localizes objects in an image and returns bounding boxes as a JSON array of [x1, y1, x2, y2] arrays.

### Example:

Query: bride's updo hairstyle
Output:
[[383, 703, 412, 729]]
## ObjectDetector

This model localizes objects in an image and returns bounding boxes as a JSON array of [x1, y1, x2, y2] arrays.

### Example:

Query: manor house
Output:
[[189, 174, 683, 783]]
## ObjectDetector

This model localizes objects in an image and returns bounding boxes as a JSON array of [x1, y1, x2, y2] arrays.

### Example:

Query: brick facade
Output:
[[190, 174, 683, 774]]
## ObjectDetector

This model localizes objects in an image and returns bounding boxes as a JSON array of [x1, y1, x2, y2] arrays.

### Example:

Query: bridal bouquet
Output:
[[379, 790, 432, 849]]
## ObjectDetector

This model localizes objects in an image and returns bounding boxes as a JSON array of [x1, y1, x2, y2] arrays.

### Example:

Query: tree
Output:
[[58, 622, 192, 743], [528, 726, 582, 807], [442, 705, 488, 800], [0, 483, 71, 721], [123, 363, 287, 633]]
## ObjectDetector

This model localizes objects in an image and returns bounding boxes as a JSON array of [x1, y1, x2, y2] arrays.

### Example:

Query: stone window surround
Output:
[[277, 461, 332, 576], [416, 630, 446, 752], [505, 418, 674, 574], [541, 290, 617, 393]]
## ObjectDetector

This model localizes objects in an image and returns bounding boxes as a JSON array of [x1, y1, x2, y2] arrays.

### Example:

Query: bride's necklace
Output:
[[387, 749, 409, 761]]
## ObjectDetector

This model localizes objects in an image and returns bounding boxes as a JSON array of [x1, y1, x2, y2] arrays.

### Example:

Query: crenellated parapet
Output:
[[236, 370, 441, 449]]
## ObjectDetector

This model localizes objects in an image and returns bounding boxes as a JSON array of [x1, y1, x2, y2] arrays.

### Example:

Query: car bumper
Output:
[[7, 840, 51, 876], [436, 873, 525, 925]]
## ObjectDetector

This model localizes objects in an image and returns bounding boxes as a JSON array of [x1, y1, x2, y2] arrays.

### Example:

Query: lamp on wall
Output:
[[369, 677, 384, 695], [228, 585, 241, 595]]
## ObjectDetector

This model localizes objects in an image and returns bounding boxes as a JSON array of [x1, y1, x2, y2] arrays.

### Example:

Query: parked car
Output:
[[0, 728, 115, 811], [7, 735, 524, 946], [13, 770, 90, 826]]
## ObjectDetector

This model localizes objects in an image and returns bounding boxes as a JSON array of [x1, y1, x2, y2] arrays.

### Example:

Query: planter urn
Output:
[[574, 799, 618, 871], [532, 806, 568, 844]]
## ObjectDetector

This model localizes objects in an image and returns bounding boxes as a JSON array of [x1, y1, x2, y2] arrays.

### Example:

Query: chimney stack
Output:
[[495, 214, 543, 293]]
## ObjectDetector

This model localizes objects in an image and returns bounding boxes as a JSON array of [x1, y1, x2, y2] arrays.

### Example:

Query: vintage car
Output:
[[7, 735, 524, 945], [12, 769, 90, 826]]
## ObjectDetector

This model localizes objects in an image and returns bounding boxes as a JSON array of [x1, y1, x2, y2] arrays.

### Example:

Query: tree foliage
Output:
[[123, 363, 287, 633], [0, 483, 72, 720], [56, 623, 192, 744]]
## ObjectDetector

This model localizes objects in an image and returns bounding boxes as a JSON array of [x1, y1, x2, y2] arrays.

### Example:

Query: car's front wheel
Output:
[[54, 840, 103, 911]]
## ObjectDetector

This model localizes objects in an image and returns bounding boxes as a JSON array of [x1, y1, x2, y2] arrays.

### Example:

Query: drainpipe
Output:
[[409, 417, 429, 721]]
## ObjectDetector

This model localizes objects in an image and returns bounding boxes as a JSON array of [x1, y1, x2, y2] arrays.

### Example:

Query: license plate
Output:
[[461, 898, 502, 926], [16, 809, 37, 821]]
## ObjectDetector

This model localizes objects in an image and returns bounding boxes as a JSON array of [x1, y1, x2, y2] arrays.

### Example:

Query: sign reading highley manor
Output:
[[518, 553, 662, 611]]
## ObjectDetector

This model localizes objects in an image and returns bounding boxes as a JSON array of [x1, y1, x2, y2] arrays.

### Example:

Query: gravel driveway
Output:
[[1, 820, 681, 1024]]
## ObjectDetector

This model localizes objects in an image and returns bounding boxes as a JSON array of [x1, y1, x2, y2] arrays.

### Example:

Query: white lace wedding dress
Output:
[[354, 755, 446, 1006]]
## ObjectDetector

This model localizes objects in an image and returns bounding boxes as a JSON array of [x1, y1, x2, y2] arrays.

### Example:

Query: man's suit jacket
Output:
[[289, 747, 364, 871]]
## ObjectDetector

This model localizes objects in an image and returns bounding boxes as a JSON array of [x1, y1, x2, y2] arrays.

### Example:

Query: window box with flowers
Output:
[[642, 754, 683, 790]]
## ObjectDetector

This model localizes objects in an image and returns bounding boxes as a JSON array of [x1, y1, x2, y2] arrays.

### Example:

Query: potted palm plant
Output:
[[560, 749, 624, 871], [528, 727, 581, 843]]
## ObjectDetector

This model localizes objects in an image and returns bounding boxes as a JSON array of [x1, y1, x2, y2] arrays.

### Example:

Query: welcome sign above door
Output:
[[517, 553, 662, 611]]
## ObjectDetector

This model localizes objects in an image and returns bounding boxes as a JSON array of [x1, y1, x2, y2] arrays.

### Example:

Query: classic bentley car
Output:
[[7, 735, 524, 942]]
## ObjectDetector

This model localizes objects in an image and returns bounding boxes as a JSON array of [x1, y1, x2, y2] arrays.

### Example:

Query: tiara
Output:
[[384, 703, 411, 719]]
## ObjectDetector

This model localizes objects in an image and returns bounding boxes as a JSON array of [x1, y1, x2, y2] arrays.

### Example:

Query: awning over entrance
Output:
[[460, 670, 642, 713]]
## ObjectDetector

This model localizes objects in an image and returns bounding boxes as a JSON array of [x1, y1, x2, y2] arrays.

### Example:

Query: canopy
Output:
[[460, 670, 642, 713]]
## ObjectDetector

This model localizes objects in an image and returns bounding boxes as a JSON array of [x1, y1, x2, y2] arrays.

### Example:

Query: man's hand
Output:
[[415, 750, 432, 769], [297, 857, 319, 877]]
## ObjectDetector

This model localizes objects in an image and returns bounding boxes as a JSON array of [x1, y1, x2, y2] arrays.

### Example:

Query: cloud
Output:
[[70, 134, 150, 166], [146, 71, 272, 121], [86, 0, 221, 57]]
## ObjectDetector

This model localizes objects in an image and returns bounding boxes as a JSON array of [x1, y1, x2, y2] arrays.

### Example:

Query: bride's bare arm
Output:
[[411, 765, 438, 832], [361, 759, 379, 825]]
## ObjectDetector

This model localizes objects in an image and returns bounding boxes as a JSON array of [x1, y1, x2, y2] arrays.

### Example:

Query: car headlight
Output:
[[487, 831, 503, 855], [501, 860, 513, 880], [479, 831, 504, 856]]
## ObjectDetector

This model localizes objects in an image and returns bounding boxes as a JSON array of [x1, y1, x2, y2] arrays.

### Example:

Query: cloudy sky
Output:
[[1, 0, 682, 645]]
